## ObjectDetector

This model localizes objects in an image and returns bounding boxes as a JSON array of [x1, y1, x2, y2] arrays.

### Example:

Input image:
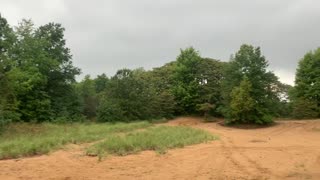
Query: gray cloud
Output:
[[1, 0, 320, 85]]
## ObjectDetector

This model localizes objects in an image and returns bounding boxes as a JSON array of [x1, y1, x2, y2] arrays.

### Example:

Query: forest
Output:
[[1, 14, 320, 132]]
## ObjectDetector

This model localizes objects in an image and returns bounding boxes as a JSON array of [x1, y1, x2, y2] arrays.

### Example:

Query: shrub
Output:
[[291, 98, 319, 119], [97, 99, 127, 122]]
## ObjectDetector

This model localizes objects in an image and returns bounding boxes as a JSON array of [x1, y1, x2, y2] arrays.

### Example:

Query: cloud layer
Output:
[[1, 0, 320, 85]]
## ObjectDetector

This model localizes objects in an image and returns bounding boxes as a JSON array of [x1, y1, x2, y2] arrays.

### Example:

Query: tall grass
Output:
[[0, 121, 151, 159], [87, 126, 217, 156]]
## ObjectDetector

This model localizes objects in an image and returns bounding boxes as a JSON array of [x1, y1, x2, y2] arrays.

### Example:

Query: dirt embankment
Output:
[[1, 117, 320, 180]]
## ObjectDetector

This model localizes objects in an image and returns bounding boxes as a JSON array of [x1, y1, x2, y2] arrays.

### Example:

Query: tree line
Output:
[[1, 15, 320, 130]]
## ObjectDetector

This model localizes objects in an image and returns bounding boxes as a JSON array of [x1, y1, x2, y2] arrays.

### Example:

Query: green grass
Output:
[[0, 121, 151, 159], [86, 126, 217, 157]]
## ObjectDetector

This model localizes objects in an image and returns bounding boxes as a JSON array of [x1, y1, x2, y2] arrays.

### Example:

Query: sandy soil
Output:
[[1, 117, 320, 180]]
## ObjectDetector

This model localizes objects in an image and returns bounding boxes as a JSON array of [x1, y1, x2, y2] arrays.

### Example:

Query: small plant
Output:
[[291, 98, 319, 119]]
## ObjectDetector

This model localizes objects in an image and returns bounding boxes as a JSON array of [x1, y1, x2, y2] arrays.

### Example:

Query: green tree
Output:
[[0, 14, 20, 126], [0, 18, 81, 122], [171, 48, 224, 115], [222, 44, 276, 124], [97, 69, 155, 122], [76, 75, 98, 118], [35, 22, 81, 120], [148, 62, 177, 117], [291, 97, 318, 119], [290, 48, 320, 118], [195, 58, 225, 116], [8, 19, 53, 121], [229, 77, 256, 124], [97, 67, 177, 122], [172, 47, 201, 113], [94, 73, 109, 93]]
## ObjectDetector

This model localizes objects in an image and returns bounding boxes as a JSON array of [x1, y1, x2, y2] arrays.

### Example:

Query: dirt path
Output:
[[1, 117, 320, 180]]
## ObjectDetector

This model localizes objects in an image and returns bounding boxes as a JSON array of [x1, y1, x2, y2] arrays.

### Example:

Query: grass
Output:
[[86, 125, 217, 157], [0, 121, 151, 159]]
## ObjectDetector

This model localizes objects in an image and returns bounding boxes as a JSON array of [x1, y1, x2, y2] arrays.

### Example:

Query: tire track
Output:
[[263, 122, 301, 136], [215, 136, 255, 179]]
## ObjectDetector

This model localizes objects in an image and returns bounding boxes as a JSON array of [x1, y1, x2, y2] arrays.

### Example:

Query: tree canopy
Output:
[[290, 48, 320, 118], [1, 14, 318, 129]]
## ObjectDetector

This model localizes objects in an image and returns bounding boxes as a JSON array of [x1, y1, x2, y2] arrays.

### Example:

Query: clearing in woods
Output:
[[1, 117, 320, 179]]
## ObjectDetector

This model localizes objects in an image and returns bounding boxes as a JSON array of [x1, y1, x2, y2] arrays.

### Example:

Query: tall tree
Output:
[[290, 48, 320, 118], [35, 22, 81, 119], [0, 18, 81, 122], [195, 58, 225, 116], [172, 47, 202, 113], [148, 62, 177, 117], [9, 19, 53, 121], [222, 44, 277, 124], [172, 47, 225, 115], [0, 14, 19, 129]]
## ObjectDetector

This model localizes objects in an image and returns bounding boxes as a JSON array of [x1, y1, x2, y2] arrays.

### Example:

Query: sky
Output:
[[1, 0, 320, 85]]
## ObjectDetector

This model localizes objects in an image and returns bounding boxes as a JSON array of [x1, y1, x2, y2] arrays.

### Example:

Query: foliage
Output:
[[86, 125, 217, 156], [97, 98, 126, 122], [0, 15, 80, 122], [76, 75, 98, 118], [97, 68, 176, 122], [290, 48, 320, 118], [222, 44, 277, 124], [0, 14, 20, 124], [229, 77, 256, 123], [2, 14, 319, 124], [172, 47, 202, 113], [172, 48, 224, 115], [197, 103, 216, 120], [0, 121, 151, 159], [94, 73, 109, 93], [291, 97, 318, 119]]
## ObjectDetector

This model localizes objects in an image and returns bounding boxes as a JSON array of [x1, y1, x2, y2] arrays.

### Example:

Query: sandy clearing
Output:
[[1, 117, 320, 180]]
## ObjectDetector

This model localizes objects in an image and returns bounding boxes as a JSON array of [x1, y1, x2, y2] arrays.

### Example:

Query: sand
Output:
[[1, 117, 320, 180]]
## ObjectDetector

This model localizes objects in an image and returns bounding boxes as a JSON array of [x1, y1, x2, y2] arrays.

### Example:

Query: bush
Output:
[[0, 110, 15, 134], [0, 116, 7, 133], [197, 103, 215, 120], [291, 98, 319, 119], [97, 99, 127, 122]]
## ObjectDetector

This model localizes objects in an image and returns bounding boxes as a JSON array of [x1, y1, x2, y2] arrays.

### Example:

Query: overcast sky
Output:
[[1, 0, 320, 85]]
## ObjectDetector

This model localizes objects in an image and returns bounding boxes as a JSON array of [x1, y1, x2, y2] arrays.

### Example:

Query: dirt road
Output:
[[1, 117, 320, 180]]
